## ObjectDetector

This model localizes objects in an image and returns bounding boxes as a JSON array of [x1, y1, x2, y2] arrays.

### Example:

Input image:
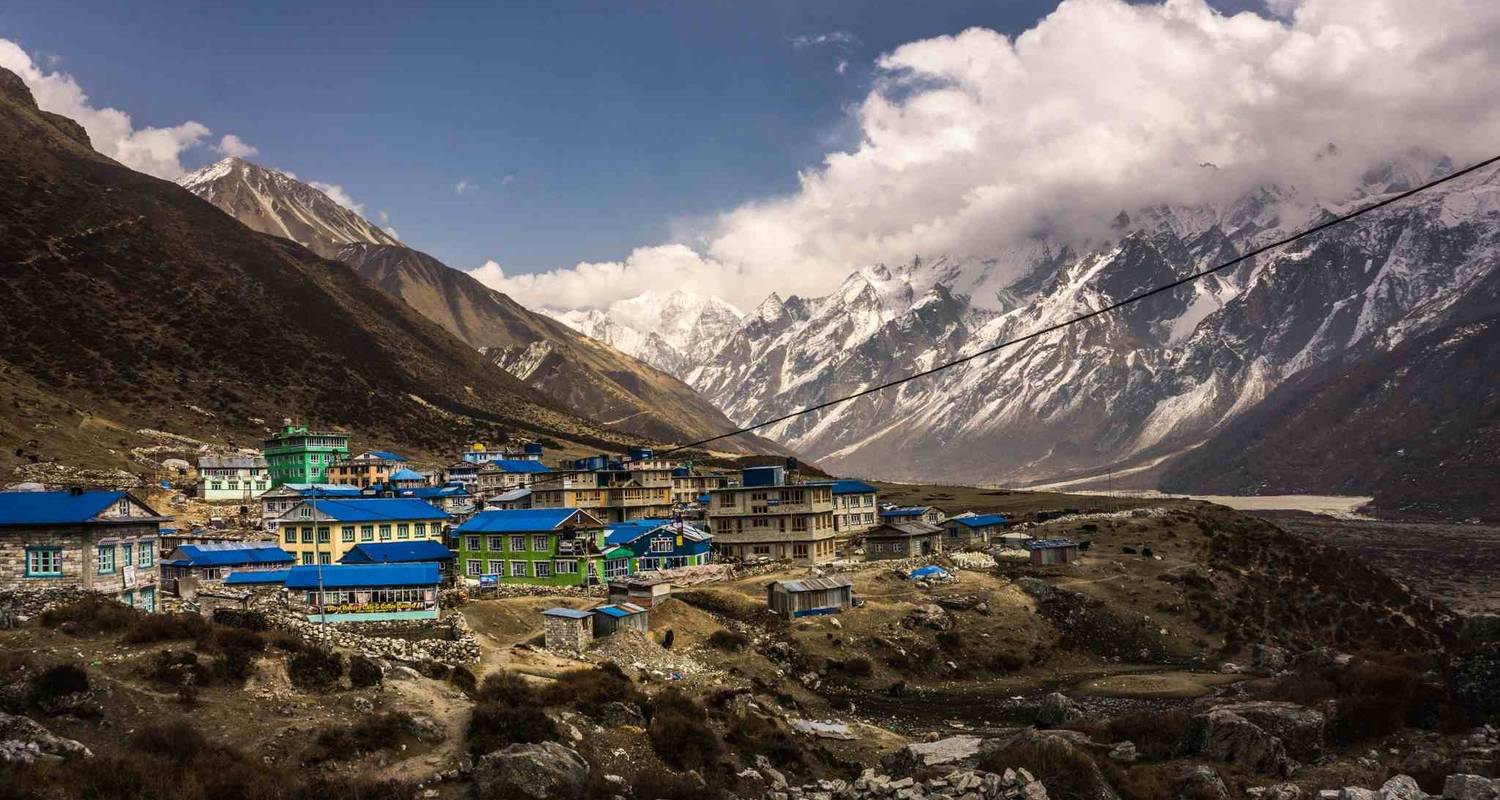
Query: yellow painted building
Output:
[[273, 498, 449, 565]]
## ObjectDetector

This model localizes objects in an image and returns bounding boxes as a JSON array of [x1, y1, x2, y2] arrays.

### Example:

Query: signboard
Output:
[[479, 574, 498, 588], [121, 565, 138, 590]]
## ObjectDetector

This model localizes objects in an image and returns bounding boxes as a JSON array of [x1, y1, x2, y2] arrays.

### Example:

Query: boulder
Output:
[[882, 735, 986, 775], [904, 604, 955, 632], [410, 715, 447, 744], [1036, 692, 1084, 726], [1259, 783, 1306, 800], [1339, 789, 1378, 800], [1376, 775, 1426, 800], [0, 711, 92, 764], [595, 701, 645, 728], [1215, 701, 1325, 759], [1108, 741, 1138, 763], [1253, 645, 1292, 674], [1175, 765, 1231, 800], [1442, 774, 1500, 800], [471, 741, 589, 800], [1181, 708, 1289, 775]]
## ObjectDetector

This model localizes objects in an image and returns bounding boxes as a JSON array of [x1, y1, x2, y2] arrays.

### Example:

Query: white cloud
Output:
[[384, 226, 400, 240], [308, 181, 365, 215], [216, 133, 258, 158], [455, 178, 475, 195], [493, 0, 1500, 313], [836, 59, 849, 76], [501, 174, 515, 186], [0, 38, 221, 179], [789, 31, 860, 50]]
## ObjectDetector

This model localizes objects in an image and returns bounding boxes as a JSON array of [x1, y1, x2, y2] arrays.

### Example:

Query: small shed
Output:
[[996, 532, 1034, 550], [766, 576, 854, 619], [590, 602, 650, 637], [607, 575, 672, 608], [542, 607, 594, 655], [1026, 538, 1080, 566]]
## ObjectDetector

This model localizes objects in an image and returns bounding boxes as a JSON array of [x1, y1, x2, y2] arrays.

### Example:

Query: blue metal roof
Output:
[[365, 451, 406, 462], [169, 542, 294, 567], [340, 540, 455, 564], [399, 485, 468, 499], [603, 518, 673, 546], [880, 506, 930, 518], [0, 491, 162, 526], [454, 508, 597, 534], [830, 480, 877, 495], [594, 605, 630, 618], [224, 569, 290, 585], [284, 563, 441, 589], [282, 484, 365, 497], [292, 498, 449, 522], [389, 468, 426, 481], [947, 513, 1007, 528], [1025, 538, 1078, 549], [542, 607, 592, 619], [493, 460, 550, 474]]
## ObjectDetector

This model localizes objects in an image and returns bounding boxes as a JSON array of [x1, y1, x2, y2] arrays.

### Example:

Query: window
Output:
[[534, 561, 552, 578], [137, 543, 154, 568], [121, 542, 133, 567], [604, 559, 628, 578], [341, 526, 355, 543], [510, 535, 526, 552], [487, 560, 504, 575], [301, 553, 314, 565], [301, 527, 313, 544], [466, 559, 482, 577], [397, 524, 410, 540], [650, 537, 672, 553], [317, 526, 330, 544], [378, 525, 392, 541], [284, 528, 296, 544], [318, 553, 331, 565], [210, 481, 223, 491], [25, 547, 62, 578], [510, 561, 528, 577], [532, 535, 548, 551], [97, 545, 116, 574], [793, 543, 809, 559], [415, 523, 427, 537], [751, 545, 771, 555], [361, 525, 375, 542], [299, 506, 311, 519], [865, 495, 874, 506], [117, 499, 130, 516], [792, 517, 808, 532], [466, 536, 481, 552]]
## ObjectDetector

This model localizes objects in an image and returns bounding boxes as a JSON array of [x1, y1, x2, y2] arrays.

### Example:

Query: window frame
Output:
[[25, 546, 63, 578], [96, 544, 117, 575]]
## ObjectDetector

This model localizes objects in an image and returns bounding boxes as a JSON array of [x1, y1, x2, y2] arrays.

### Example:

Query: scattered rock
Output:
[[0, 711, 92, 764], [791, 719, 856, 740], [351, 696, 374, 714], [882, 735, 986, 774], [1442, 774, 1499, 800], [1175, 765, 1231, 800], [1036, 692, 1083, 726], [904, 604, 955, 632], [1215, 701, 1325, 759], [595, 701, 645, 728], [1108, 741, 1137, 763], [1181, 708, 1289, 775], [1376, 775, 1426, 800], [1253, 644, 1292, 674], [471, 741, 589, 799]]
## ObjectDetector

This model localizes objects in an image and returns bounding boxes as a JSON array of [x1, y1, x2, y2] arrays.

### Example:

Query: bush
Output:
[[38, 596, 139, 636], [449, 665, 477, 695], [129, 720, 208, 763], [647, 689, 723, 771], [29, 663, 89, 706], [1105, 710, 1189, 761], [837, 657, 873, 678], [937, 631, 965, 653], [676, 589, 762, 622], [288, 647, 344, 692], [977, 735, 1119, 800], [268, 630, 306, 652], [467, 701, 558, 755], [312, 712, 416, 762], [543, 663, 641, 716], [348, 655, 384, 689], [724, 712, 807, 772], [707, 629, 750, 652], [122, 612, 211, 644]]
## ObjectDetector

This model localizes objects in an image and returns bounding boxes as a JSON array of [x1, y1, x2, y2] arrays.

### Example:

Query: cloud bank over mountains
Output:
[[0, 38, 255, 179], [469, 0, 1500, 313]]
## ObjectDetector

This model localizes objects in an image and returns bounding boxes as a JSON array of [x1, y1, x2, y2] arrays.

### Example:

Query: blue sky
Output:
[[1, 0, 1080, 271]]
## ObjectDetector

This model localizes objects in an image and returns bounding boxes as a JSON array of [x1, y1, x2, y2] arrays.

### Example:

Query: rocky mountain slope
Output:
[[335, 243, 781, 451], [0, 66, 637, 471], [177, 157, 400, 259], [572, 155, 1499, 518], [177, 158, 778, 453], [550, 290, 745, 376]]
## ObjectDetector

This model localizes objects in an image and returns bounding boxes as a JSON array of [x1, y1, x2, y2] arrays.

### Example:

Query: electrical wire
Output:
[[662, 153, 1500, 456]]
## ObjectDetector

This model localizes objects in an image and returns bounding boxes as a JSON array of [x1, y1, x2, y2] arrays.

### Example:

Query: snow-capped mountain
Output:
[[548, 290, 743, 375], [178, 157, 400, 259], [569, 153, 1498, 516]]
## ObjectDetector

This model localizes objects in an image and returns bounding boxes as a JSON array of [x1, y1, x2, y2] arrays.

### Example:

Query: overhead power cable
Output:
[[661, 153, 1500, 456]]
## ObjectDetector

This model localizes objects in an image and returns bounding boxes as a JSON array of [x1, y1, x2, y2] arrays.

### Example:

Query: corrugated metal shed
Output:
[[779, 576, 854, 593], [947, 513, 1006, 528], [542, 607, 593, 619]]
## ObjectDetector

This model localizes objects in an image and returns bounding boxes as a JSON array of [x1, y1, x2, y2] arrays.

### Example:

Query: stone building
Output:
[[542, 607, 594, 655], [863, 521, 944, 561], [0, 489, 169, 612], [707, 466, 836, 564]]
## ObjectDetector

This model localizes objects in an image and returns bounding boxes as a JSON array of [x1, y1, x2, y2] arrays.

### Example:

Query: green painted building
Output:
[[453, 508, 623, 587], [264, 424, 351, 487]]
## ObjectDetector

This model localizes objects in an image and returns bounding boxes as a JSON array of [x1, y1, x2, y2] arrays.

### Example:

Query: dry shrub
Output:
[[707, 629, 750, 652], [647, 689, 723, 771], [288, 647, 344, 692], [543, 663, 642, 716], [348, 655, 383, 688], [677, 589, 761, 622], [122, 612, 211, 644], [37, 596, 139, 635], [835, 656, 873, 678], [1105, 710, 1190, 761], [977, 734, 1121, 800], [28, 663, 88, 707], [468, 670, 558, 755], [311, 712, 416, 763]]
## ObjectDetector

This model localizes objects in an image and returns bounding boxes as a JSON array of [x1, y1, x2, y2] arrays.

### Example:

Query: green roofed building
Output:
[[264, 423, 350, 487]]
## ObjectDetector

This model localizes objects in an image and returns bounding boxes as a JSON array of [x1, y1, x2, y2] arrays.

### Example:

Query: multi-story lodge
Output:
[[460, 441, 545, 465], [259, 484, 363, 530], [264, 424, 350, 487], [196, 456, 270, 502], [602, 519, 712, 575], [529, 465, 673, 524], [474, 460, 551, 496], [274, 497, 449, 565], [0, 489, 167, 612], [669, 467, 732, 505], [328, 450, 406, 488], [454, 508, 614, 586], [706, 466, 836, 563], [824, 480, 879, 540]]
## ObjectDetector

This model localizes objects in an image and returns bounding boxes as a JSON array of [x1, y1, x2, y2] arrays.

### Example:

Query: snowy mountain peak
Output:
[[177, 157, 399, 259]]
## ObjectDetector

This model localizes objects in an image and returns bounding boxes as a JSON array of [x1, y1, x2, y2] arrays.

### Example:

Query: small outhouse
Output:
[[542, 607, 594, 655], [766, 576, 854, 619], [590, 602, 650, 637]]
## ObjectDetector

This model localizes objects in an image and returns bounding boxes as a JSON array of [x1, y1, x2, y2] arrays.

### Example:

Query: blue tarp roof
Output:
[[224, 569, 290, 585], [1025, 538, 1078, 549], [292, 498, 449, 522], [947, 513, 1007, 528], [906, 565, 949, 580], [340, 540, 455, 564], [454, 508, 595, 534], [284, 563, 440, 589], [0, 490, 161, 526], [492, 460, 550, 474], [389, 468, 426, 481], [168, 542, 294, 567], [880, 506, 930, 518]]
